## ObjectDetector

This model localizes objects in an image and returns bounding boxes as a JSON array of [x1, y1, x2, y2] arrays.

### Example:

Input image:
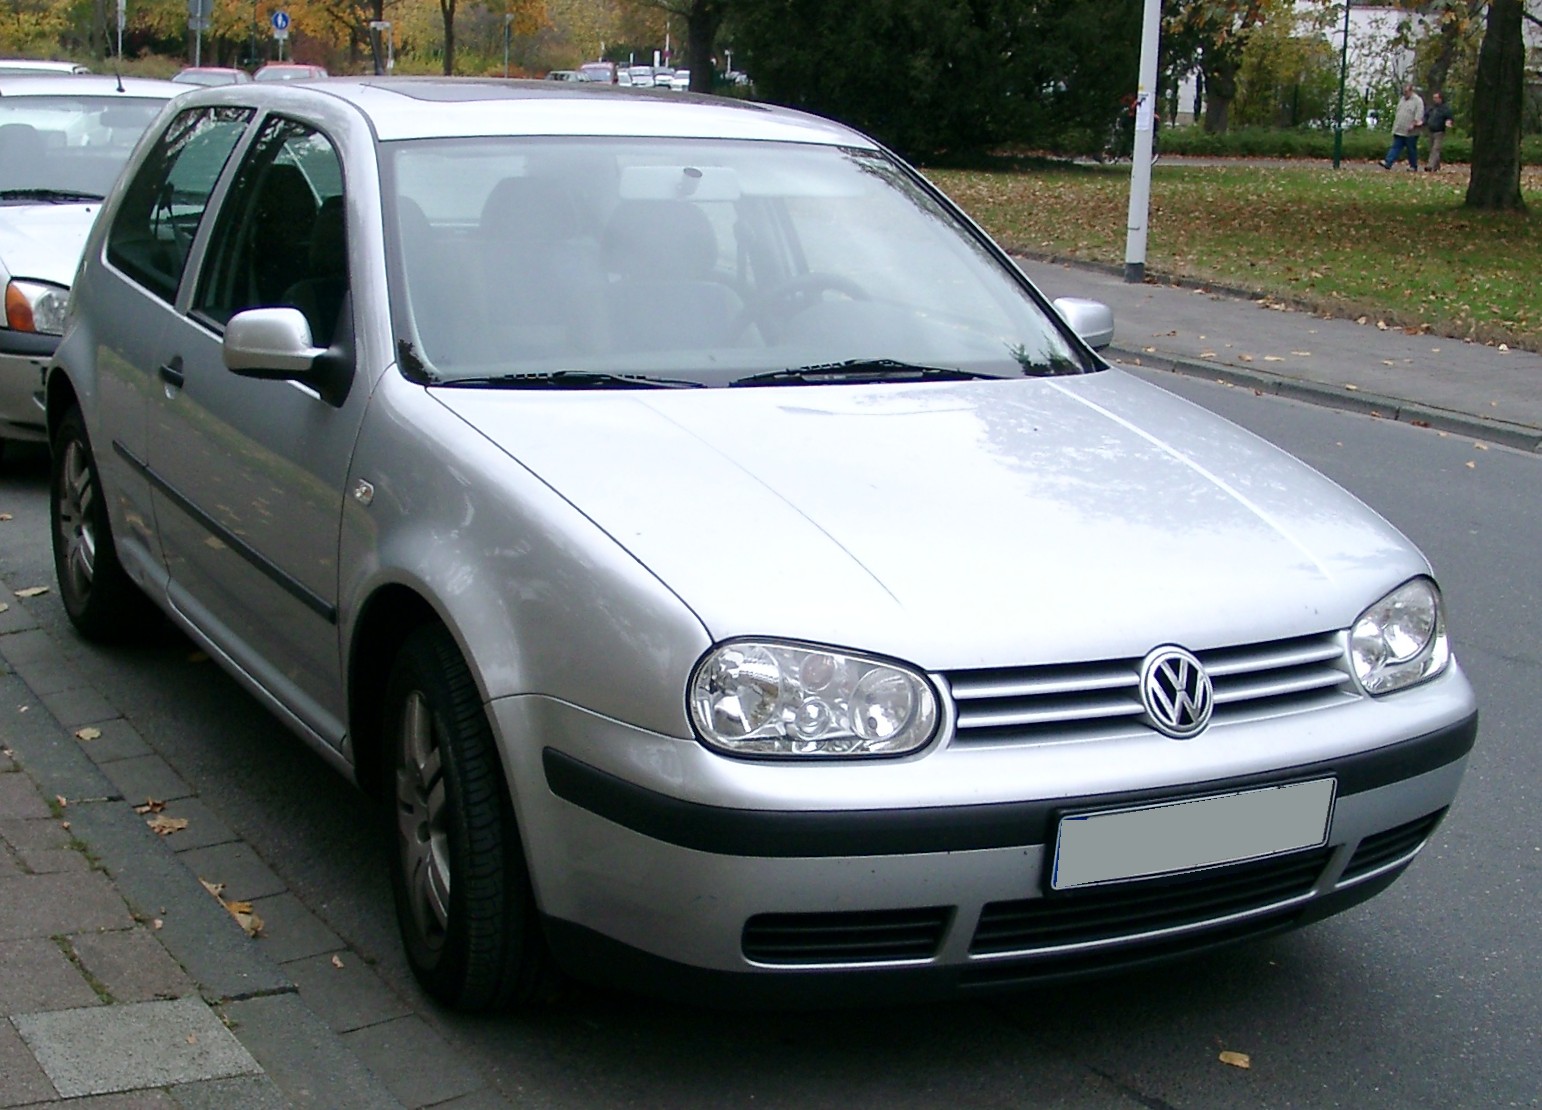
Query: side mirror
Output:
[[223, 306, 351, 406], [224, 307, 326, 375], [1052, 297, 1115, 352]]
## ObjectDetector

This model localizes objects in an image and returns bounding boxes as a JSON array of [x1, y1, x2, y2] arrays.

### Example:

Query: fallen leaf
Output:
[[75, 727, 102, 742], [331, 954, 345, 969], [1465, 461, 1477, 469], [55, 795, 67, 808], [1473, 443, 1489, 451], [1381, 360, 1396, 366], [1200, 351, 1217, 359], [14, 586, 49, 598], [153, 918, 164, 930], [186, 1033, 198, 1046], [147, 815, 189, 837], [200, 878, 263, 937], [1219, 1050, 1252, 1069], [1238, 354, 1253, 362], [60, 821, 70, 831], [0, 603, 8, 613], [134, 799, 167, 815], [1290, 351, 1312, 357], [1410, 420, 1432, 428], [0, 513, 11, 521], [1262, 356, 1284, 362], [1498, 344, 1509, 352], [1345, 384, 1359, 391]]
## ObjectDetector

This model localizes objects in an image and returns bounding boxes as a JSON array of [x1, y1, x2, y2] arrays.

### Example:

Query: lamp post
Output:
[[1123, 0, 1161, 283], [504, 13, 513, 77], [1332, 0, 1351, 169]]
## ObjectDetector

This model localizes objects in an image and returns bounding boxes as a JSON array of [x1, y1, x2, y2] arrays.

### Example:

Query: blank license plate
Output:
[[1051, 778, 1336, 891]]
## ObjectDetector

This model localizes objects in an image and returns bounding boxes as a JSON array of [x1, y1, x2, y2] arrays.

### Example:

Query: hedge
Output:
[[1158, 125, 1542, 166]]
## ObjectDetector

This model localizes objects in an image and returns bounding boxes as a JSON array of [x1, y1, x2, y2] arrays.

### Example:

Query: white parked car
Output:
[[0, 75, 184, 453], [47, 78, 1476, 1011]]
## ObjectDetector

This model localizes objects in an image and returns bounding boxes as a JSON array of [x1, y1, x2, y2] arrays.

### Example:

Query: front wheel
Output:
[[50, 406, 153, 640], [383, 624, 552, 1011]]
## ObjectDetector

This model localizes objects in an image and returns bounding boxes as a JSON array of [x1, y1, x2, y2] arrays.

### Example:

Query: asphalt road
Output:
[[0, 368, 1537, 1108]]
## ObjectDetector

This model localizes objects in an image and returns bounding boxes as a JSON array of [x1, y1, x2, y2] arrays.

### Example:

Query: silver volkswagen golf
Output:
[[46, 78, 1477, 1010]]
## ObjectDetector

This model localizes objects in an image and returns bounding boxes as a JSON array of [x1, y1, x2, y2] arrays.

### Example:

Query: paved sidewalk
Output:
[[1017, 256, 1542, 452], [1, 255, 1537, 1108]]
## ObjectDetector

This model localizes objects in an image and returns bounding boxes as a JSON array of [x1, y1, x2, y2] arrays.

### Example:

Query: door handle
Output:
[[158, 357, 184, 389]]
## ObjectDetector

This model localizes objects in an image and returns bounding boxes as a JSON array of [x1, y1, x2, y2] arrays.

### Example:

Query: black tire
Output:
[[50, 406, 154, 641], [383, 623, 552, 1011]]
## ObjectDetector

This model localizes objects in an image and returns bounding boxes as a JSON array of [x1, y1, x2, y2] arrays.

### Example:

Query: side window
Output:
[[194, 116, 348, 347], [106, 107, 252, 303]]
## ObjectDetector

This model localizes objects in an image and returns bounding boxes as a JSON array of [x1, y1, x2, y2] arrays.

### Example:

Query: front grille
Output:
[[1340, 809, 1446, 884], [742, 907, 952, 965], [946, 632, 1353, 746], [970, 846, 1331, 956]]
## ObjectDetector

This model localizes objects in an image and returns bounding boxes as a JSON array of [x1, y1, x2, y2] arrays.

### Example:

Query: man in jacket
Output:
[[1381, 84, 1425, 171], [1424, 91, 1454, 172]]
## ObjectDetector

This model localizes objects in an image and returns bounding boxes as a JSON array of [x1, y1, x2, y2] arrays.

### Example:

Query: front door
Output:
[[147, 113, 360, 748]]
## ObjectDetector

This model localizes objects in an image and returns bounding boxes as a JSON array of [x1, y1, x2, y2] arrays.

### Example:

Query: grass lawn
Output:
[[925, 160, 1542, 353]]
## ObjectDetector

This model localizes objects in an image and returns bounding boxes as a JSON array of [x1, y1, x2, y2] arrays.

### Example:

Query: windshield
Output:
[[382, 136, 1094, 387], [0, 96, 167, 199]]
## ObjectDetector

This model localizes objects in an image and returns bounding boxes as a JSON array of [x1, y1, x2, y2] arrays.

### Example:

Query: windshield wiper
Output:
[[433, 370, 705, 390], [0, 188, 105, 203], [730, 359, 1000, 387]]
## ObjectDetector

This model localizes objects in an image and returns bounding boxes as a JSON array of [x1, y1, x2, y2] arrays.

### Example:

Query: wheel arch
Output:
[[347, 584, 443, 799], [44, 369, 83, 443]]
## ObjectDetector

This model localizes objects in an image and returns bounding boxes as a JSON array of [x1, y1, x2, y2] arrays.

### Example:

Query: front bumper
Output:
[[497, 686, 1475, 1005], [0, 336, 53, 443]]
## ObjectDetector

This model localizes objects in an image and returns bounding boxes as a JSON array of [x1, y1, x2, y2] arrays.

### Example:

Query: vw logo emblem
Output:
[[1139, 646, 1214, 739]]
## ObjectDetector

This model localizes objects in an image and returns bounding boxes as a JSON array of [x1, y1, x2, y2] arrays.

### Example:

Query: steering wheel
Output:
[[731, 272, 871, 341]]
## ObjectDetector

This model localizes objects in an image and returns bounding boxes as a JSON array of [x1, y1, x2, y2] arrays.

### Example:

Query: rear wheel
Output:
[[383, 624, 551, 1011], [50, 406, 153, 640]]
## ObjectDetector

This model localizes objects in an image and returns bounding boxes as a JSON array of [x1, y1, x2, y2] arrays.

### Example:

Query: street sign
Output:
[[271, 10, 290, 31]]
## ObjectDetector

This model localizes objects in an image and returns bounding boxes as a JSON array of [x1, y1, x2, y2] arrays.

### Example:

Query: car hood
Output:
[[0, 203, 99, 285], [431, 371, 1426, 670]]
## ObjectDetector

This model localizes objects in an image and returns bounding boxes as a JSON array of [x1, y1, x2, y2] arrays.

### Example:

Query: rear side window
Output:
[[106, 106, 251, 303]]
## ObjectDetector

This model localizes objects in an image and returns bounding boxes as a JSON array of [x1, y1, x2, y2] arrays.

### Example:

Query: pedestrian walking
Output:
[[1381, 84, 1425, 171], [1424, 91, 1454, 172]]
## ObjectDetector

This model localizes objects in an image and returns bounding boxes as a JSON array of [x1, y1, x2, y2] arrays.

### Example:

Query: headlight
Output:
[[1350, 577, 1450, 695], [689, 641, 939, 758], [5, 279, 70, 336]]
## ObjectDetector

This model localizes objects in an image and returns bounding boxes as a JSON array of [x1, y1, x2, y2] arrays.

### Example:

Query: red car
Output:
[[254, 63, 329, 82]]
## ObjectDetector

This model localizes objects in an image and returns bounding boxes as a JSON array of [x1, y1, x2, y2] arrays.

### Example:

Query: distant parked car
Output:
[[254, 63, 328, 82], [575, 61, 616, 83], [174, 66, 252, 87], [0, 59, 91, 76], [668, 70, 690, 91], [48, 77, 1476, 1015], [0, 74, 183, 453], [544, 70, 578, 82]]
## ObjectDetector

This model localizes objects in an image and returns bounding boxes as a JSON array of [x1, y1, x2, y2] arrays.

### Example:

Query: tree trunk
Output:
[[1465, 0, 1526, 211], [686, 1, 723, 93], [1202, 53, 1236, 133], [440, 0, 457, 75]]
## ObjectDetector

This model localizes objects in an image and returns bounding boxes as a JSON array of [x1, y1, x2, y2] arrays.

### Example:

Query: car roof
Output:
[[0, 74, 187, 98], [0, 59, 91, 74], [194, 77, 873, 147]]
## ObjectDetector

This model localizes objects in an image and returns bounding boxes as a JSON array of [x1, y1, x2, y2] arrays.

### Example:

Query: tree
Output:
[[1162, 0, 1279, 133], [1464, 0, 1526, 210], [732, 0, 1142, 161], [627, 0, 723, 90]]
